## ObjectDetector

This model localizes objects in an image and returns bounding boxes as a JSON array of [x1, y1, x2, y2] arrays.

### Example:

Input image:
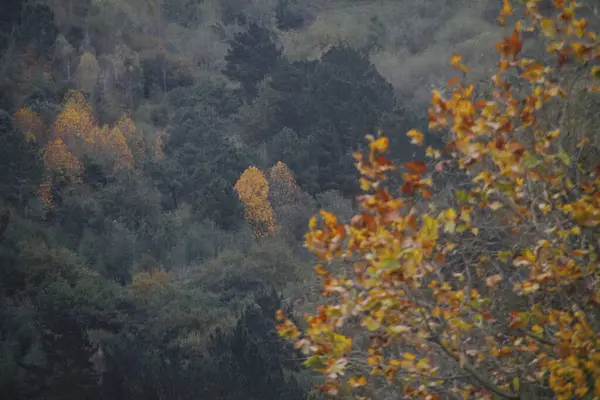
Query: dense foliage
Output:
[[1, 0, 598, 399], [278, 1, 600, 399]]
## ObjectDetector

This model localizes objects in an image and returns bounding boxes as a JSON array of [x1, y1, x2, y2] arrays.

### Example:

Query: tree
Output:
[[278, 2, 600, 399], [14, 107, 45, 142], [0, 210, 119, 400], [52, 90, 137, 172], [267, 161, 302, 208], [16, 4, 58, 52], [203, 289, 308, 400], [264, 46, 396, 196], [76, 51, 100, 94], [267, 161, 316, 242], [43, 138, 82, 183], [234, 166, 277, 239], [105, 117, 135, 171], [155, 91, 249, 229], [0, 0, 23, 56], [275, 0, 313, 31], [52, 90, 97, 142], [0, 110, 43, 206], [224, 23, 282, 99]]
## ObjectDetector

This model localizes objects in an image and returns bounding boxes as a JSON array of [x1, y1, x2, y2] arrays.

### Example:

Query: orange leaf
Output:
[[448, 76, 460, 87], [500, 0, 512, 17], [450, 53, 463, 66], [405, 161, 427, 174], [315, 264, 330, 277]]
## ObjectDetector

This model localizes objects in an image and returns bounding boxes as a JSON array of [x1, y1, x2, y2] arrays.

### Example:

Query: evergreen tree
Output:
[[266, 45, 396, 196], [224, 23, 282, 100], [0, 111, 43, 207]]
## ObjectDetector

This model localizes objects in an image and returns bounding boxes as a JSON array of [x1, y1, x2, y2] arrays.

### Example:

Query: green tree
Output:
[[224, 23, 282, 100], [0, 110, 43, 207], [264, 45, 396, 196]]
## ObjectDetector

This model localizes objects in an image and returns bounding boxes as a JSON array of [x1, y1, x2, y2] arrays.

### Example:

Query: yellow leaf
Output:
[[407, 129, 424, 145], [363, 317, 381, 331], [388, 325, 411, 335], [419, 215, 439, 243], [531, 324, 544, 334], [540, 19, 556, 37], [349, 376, 368, 387], [450, 53, 463, 66], [370, 136, 389, 152], [441, 208, 457, 233], [489, 201, 504, 211], [404, 352, 416, 361]]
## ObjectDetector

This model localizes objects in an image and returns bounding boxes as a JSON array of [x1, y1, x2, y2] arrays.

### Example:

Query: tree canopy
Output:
[[278, 1, 600, 399]]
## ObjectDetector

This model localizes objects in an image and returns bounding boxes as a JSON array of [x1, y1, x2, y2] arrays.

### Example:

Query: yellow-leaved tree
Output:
[[52, 90, 97, 144], [14, 107, 45, 142], [234, 166, 278, 239], [52, 89, 137, 172], [277, 1, 600, 399], [43, 138, 83, 183]]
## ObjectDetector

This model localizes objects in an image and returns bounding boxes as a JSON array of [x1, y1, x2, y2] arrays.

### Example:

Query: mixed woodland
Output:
[[0, 0, 599, 399]]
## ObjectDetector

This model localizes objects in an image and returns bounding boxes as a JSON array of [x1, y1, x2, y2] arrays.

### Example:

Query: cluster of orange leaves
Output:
[[277, 1, 600, 399]]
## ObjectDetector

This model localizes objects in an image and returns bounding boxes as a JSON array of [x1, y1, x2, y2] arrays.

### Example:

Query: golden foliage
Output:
[[107, 117, 135, 170], [43, 138, 82, 182], [278, 1, 600, 399], [234, 166, 278, 239], [117, 116, 145, 163], [14, 107, 45, 142], [51, 90, 137, 171], [52, 90, 97, 141]]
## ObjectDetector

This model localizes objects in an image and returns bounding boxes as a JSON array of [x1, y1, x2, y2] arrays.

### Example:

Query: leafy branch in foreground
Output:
[[277, 0, 600, 399]]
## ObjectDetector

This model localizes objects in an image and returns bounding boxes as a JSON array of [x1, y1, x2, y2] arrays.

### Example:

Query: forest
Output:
[[0, 0, 599, 399]]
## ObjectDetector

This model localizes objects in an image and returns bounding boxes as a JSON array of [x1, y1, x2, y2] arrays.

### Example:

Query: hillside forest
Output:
[[0, 0, 599, 399]]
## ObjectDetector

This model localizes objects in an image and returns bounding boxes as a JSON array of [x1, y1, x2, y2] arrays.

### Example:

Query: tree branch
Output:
[[432, 338, 521, 400]]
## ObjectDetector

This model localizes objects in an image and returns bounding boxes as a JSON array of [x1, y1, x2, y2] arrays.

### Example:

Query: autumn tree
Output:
[[267, 160, 316, 242], [14, 107, 45, 142], [52, 90, 97, 143], [278, 1, 600, 399], [234, 166, 277, 239], [267, 161, 301, 208], [104, 117, 135, 171], [44, 138, 82, 183]]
